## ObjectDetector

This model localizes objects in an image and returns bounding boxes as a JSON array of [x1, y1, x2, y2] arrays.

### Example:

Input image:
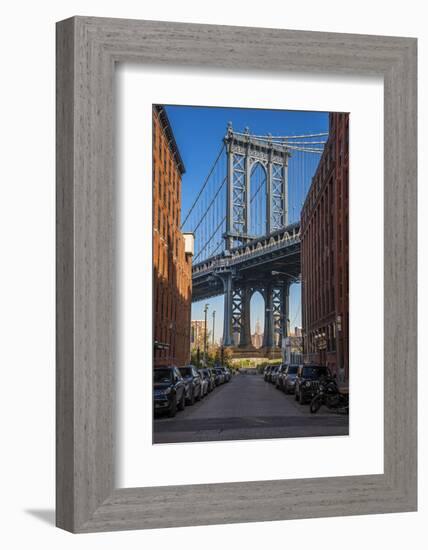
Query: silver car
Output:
[[282, 364, 299, 394], [199, 369, 210, 397], [270, 366, 281, 384]]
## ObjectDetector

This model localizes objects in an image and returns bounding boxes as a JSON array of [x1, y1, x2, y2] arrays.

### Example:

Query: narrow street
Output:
[[153, 373, 349, 444]]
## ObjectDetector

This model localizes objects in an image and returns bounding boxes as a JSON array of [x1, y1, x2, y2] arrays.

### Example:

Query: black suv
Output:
[[153, 366, 186, 417], [295, 364, 330, 404], [179, 365, 202, 405]]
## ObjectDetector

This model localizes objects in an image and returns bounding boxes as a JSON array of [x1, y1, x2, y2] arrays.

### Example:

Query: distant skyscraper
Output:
[[251, 319, 264, 348], [294, 326, 302, 337], [190, 320, 207, 350]]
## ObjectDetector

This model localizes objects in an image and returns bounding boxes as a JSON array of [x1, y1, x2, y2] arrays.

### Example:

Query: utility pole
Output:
[[212, 310, 216, 348], [203, 303, 209, 366]]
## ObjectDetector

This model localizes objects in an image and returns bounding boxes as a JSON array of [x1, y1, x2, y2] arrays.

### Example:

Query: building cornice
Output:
[[154, 105, 186, 175]]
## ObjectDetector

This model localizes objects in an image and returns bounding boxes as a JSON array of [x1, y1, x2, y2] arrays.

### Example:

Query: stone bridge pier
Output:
[[218, 269, 291, 358]]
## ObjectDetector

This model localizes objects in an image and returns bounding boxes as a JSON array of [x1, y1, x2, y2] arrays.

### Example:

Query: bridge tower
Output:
[[224, 123, 290, 249], [220, 124, 292, 355]]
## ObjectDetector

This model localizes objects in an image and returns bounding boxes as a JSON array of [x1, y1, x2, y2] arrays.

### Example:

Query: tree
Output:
[[214, 346, 233, 368], [190, 327, 211, 352]]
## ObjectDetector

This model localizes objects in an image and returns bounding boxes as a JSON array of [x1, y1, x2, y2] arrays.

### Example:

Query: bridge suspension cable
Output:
[[288, 146, 322, 224], [233, 131, 328, 140], [191, 176, 227, 234], [287, 146, 324, 154], [182, 128, 327, 264], [180, 143, 225, 229], [193, 215, 226, 262], [181, 141, 228, 263]]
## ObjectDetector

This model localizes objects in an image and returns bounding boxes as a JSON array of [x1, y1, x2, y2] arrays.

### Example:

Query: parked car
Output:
[[208, 367, 220, 387], [214, 367, 225, 384], [295, 364, 330, 404], [282, 364, 299, 394], [270, 365, 281, 384], [275, 364, 288, 389], [264, 365, 273, 382], [153, 366, 186, 417], [179, 365, 202, 405], [201, 368, 215, 392], [219, 366, 231, 382], [199, 368, 210, 397]]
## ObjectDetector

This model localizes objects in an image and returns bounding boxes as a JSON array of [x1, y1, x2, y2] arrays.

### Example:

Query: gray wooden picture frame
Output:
[[56, 16, 417, 533]]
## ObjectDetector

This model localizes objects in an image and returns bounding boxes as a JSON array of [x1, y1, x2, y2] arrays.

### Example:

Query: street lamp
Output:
[[212, 310, 216, 348], [203, 303, 209, 366]]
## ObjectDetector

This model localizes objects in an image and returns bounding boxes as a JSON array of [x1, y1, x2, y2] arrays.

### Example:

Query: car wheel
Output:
[[168, 396, 177, 417], [178, 392, 185, 411], [310, 396, 322, 414], [187, 389, 195, 406]]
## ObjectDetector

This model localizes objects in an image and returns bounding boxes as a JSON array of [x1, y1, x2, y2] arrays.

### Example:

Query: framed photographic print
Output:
[[56, 16, 417, 532], [150, 104, 350, 444]]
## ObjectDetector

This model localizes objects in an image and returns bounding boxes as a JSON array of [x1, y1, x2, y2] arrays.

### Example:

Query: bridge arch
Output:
[[250, 162, 267, 237]]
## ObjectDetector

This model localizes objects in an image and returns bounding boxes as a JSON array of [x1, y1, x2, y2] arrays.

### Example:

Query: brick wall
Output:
[[301, 113, 349, 380], [153, 106, 192, 367]]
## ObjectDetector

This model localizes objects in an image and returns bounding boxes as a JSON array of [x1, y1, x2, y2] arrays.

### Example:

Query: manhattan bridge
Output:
[[181, 123, 327, 358]]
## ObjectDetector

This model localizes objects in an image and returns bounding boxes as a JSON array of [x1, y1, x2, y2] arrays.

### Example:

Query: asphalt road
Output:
[[153, 373, 349, 444]]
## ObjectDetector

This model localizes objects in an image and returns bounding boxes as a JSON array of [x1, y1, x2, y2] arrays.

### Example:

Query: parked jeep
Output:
[[295, 364, 330, 404]]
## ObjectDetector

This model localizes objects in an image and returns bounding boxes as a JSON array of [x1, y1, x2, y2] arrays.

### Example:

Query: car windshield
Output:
[[302, 366, 328, 379], [288, 366, 298, 374], [179, 367, 192, 377], [153, 369, 172, 383]]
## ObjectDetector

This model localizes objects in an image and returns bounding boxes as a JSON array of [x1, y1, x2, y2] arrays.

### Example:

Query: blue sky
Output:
[[164, 105, 329, 343]]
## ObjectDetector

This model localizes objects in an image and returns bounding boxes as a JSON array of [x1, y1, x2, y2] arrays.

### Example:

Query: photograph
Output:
[[152, 104, 349, 444]]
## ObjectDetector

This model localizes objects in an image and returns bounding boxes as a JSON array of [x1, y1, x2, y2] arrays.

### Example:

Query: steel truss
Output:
[[224, 125, 290, 250]]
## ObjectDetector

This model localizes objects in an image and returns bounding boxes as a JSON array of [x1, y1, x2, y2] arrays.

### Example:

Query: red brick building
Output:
[[153, 105, 193, 367], [301, 112, 349, 382]]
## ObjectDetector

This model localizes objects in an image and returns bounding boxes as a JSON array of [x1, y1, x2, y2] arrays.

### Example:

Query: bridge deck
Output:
[[192, 223, 301, 302]]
